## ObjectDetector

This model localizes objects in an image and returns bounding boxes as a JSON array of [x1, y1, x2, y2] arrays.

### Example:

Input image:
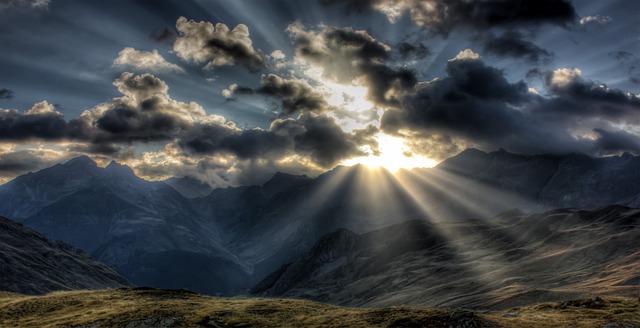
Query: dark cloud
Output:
[[255, 74, 329, 114], [381, 50, 640, 160], [150, 27, 176, 43], [0, 101, 87, 141], [287, 23, 390, 82], [271, 114, 377, 167], [396, 42, 430, 60], [321, 0, 577, 35], [542, 68, 640, 121], [0, 150, 68, 181], [222, 83, 255, 100], [1, 71, 378, 174], [0, 73, 223, 145], [173, 17, 266, 71], [592, 128, 640, 155], [481, 31, 552, 63], [222, 74, 330, 114], [287, 23, 417, 107], [181, 113, 377, 168], [0, 89, 14, 99]]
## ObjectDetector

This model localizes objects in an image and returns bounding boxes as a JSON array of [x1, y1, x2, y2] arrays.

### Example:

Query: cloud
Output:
[[380, 50, 640, 160], [179, 112, 377, 168], [322, 0, 577, 35], [0, 100, 86, 141], [396, 42, 430, 60], [254, 74, 330, 114], [0, 148, 72, 183], [592, 128, 640, 155], [150, 27, 176, 43], [0, 89, 14, 99], [222, 83, 254, 100], [173, 16, 265, 71], [481, 31, 552, 63], [287, 23, 416, 107], [580, 15, 612, 25], [113, 47, 185, 73], [542, 67, 640, 121], [0, 0, 50, 11], [0, 72, 378, 183], [267, 50, 287, 69]]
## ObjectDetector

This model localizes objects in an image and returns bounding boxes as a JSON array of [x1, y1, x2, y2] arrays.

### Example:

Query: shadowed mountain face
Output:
[[0, 156, 249, 295], [252, 205, 640, 309], [0, 216, 129, 294], [432, 148, 640, 209], [0, 149, 639, 297]]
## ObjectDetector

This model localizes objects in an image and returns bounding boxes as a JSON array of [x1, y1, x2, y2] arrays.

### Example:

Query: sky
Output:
[[0, 0, 639, 186]]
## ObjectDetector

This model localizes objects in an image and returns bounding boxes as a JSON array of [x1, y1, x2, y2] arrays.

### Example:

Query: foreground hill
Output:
[[0, 288, 638, 328], [253, 205, 640, 309], [0, 216, 129, 294]]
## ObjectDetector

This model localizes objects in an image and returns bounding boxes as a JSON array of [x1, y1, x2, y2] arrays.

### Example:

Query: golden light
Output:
[[320, 81, 436, 172], [342, 132, 436, 173]]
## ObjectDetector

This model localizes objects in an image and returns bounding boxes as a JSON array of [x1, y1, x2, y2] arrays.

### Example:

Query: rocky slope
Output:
[[252, 205, 640, 309], [0, 216, 129, 294]]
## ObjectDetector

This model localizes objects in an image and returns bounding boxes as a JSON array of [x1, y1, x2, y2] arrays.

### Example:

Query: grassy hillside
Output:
[[0, 288, 638, 327]]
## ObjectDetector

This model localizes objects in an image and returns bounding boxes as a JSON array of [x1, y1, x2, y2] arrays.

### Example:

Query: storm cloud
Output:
[[321, 0, 577, 35], [381, 50, 640, 160], [481, 31, 552, 63]]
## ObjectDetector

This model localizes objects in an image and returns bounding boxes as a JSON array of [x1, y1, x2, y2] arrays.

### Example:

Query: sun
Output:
[[321, 81, 436, 172], [342, 132, 436, 173]]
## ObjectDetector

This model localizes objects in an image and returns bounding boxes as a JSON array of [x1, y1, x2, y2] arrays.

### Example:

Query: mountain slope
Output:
[[0, 157, 248, 295], [432, 148, 640, 209], [2, 289, 638, 328], [0, 216, 129, 295], [253, 205, 640, 309]]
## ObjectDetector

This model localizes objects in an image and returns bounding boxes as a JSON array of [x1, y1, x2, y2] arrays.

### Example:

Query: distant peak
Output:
[[64, 155, 97, 167], [104, 160, 136, 176]]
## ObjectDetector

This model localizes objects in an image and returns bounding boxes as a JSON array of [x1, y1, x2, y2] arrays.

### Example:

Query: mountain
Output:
[[164, 175, 215, 198], [1, 149, 639, 297], [252, 205, 640, 310], [189, 165, 423, 286], [0, 157, 248, 295], [0, 215, 129, 294], [432, 148, 640, 209]]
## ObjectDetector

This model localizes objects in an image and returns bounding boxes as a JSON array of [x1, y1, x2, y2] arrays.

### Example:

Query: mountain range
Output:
[[0, 148, 639, 300]]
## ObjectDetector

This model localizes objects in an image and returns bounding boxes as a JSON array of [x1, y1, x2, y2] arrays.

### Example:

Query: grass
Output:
[[0, 288, 638, 327]]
